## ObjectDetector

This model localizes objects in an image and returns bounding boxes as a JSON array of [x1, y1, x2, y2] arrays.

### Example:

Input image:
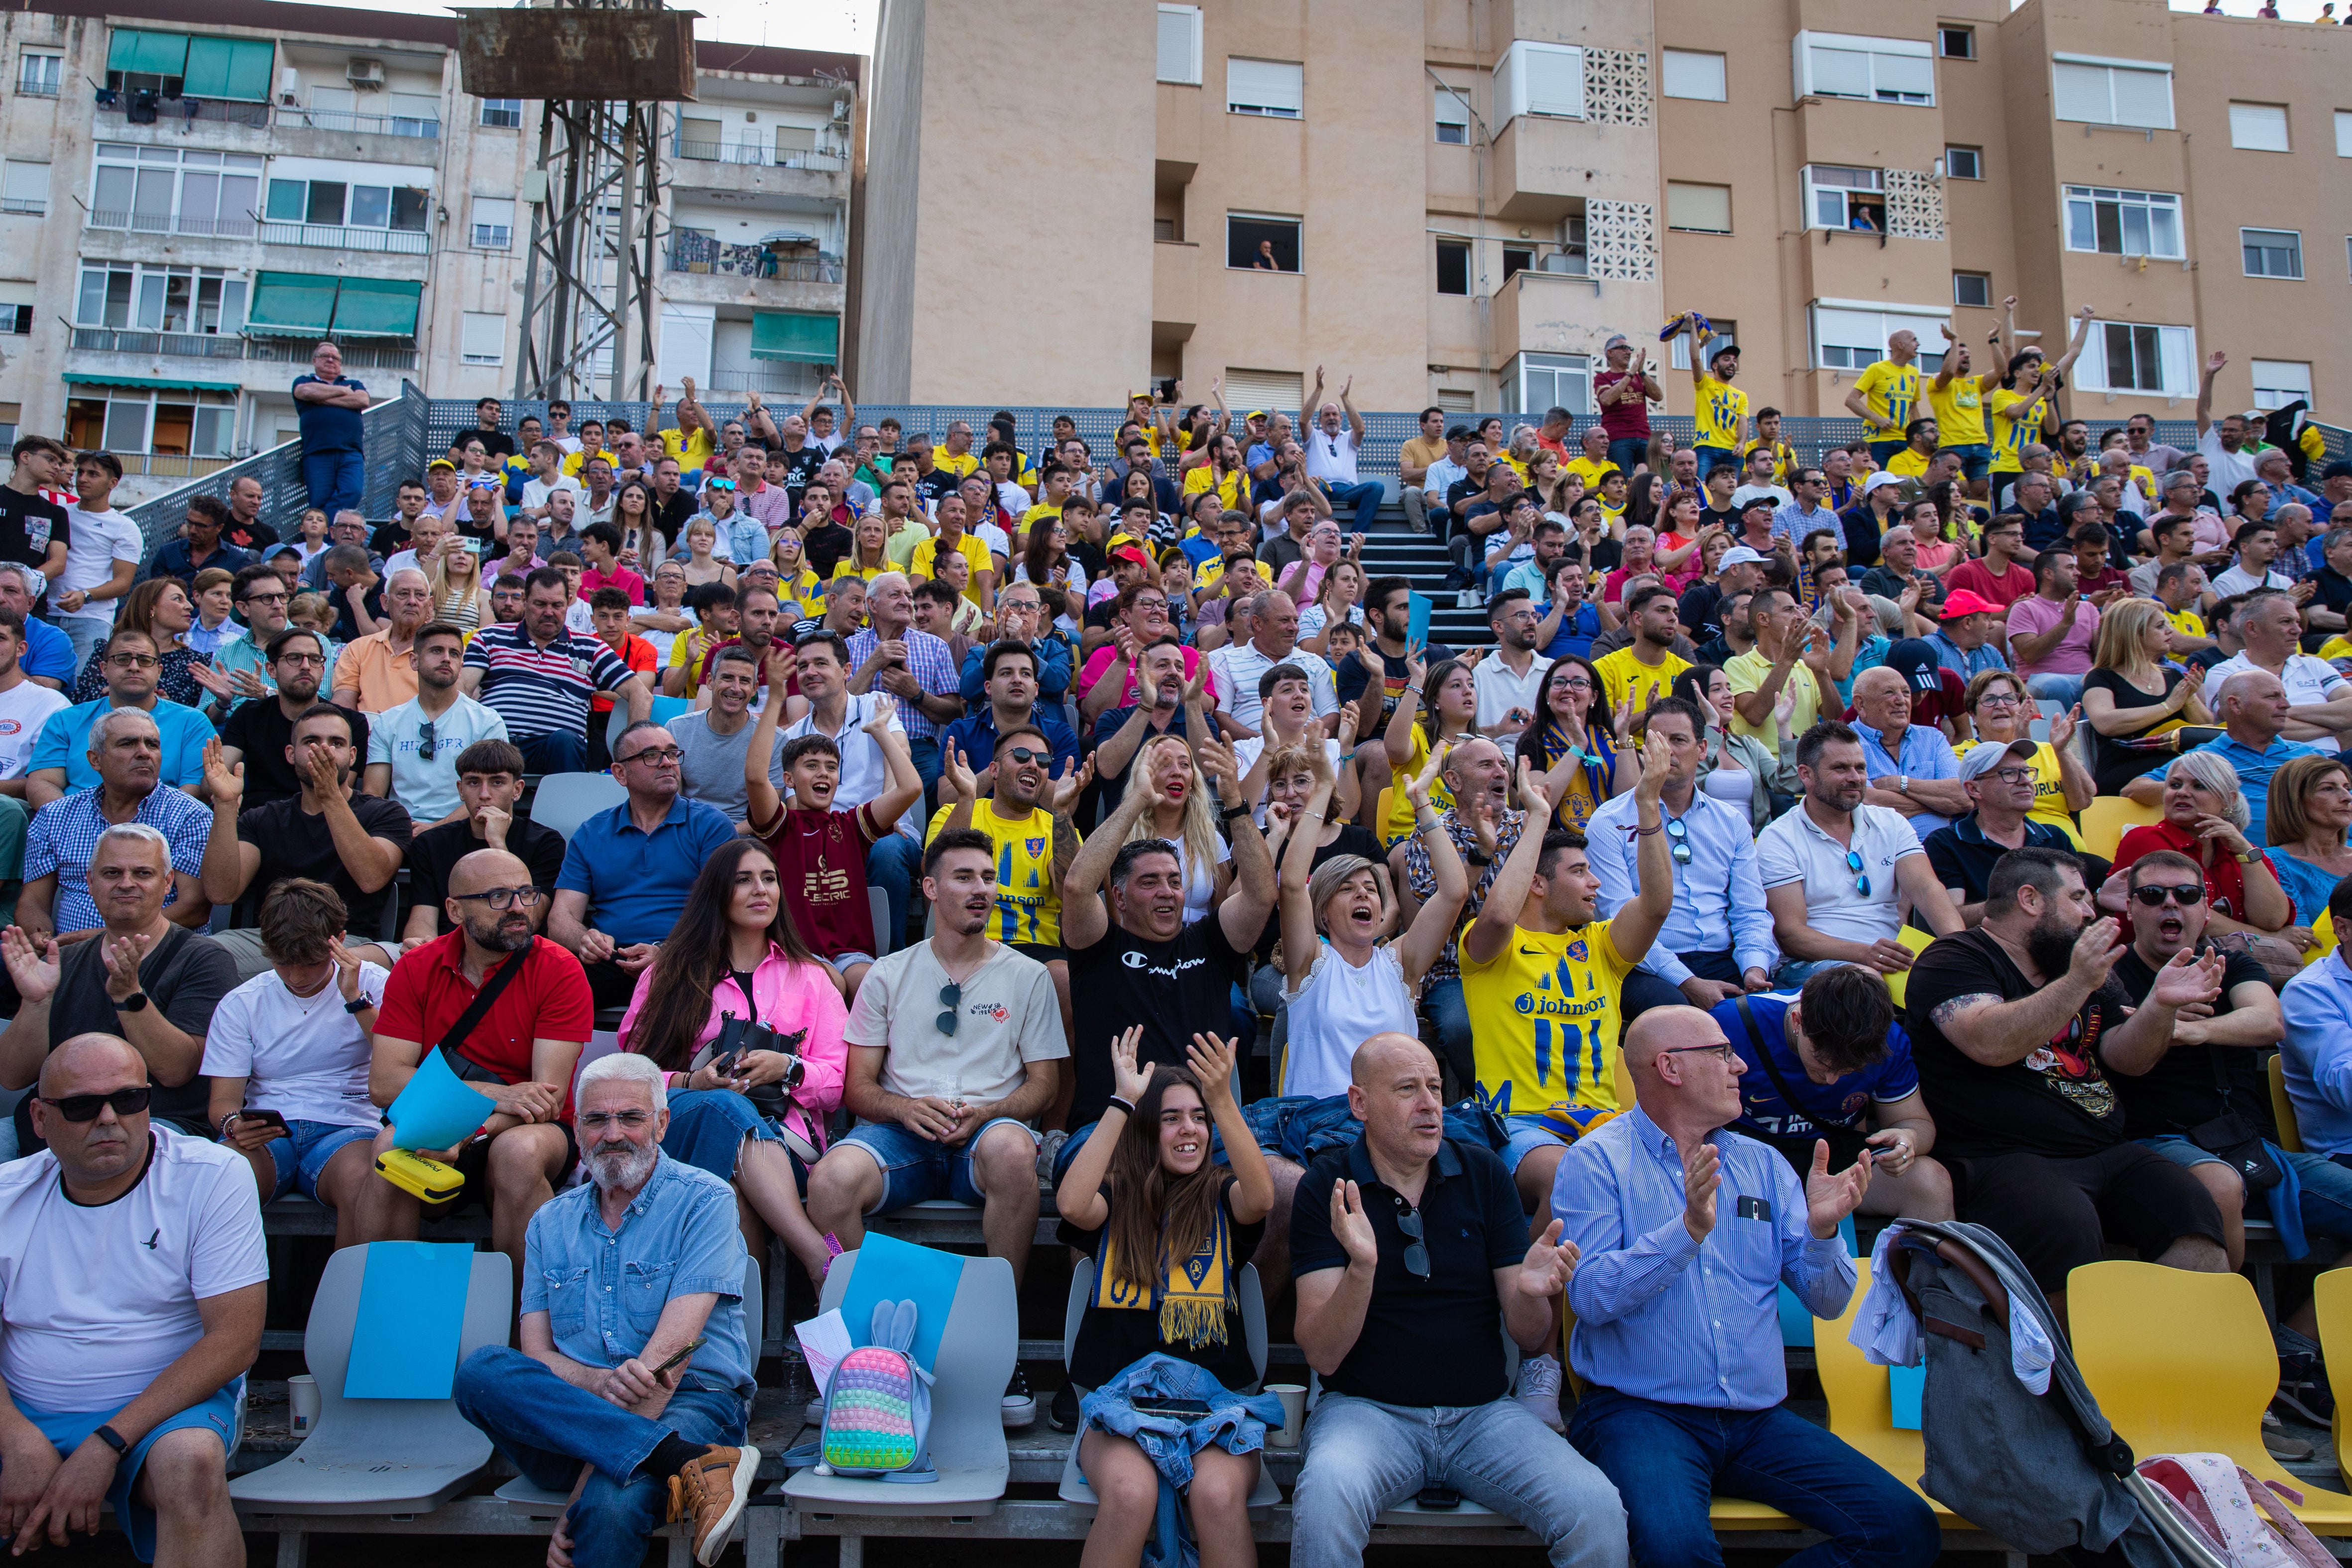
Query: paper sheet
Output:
[[1881, 926, 1938, 1008], [838, 1232, 964, 1371], [343, 1242, 474, 1400], [384, 1050, 499, 1151], [796, 1309, 853, 1395]]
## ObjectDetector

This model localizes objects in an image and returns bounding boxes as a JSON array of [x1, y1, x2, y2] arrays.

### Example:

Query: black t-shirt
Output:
[[2313, 567, 2352, 620], [1254, 824, 1386, 959], [1335, 643, 1455, 724], [915, 467, 959, 508], [473, 429, 517, 462], [405, 817, 569, 931], [0, 488, 66, 572], [1698, 505, 1742, 536], [1068, 1175, 1263, 1391], [224, 515, 280, 553], [236, 792, 416, 934], [1677, 581, 1725, 642], [1564, 536, 1623, 576], [370, 519, 416, 557], [1904, 927, 2132, 1160], [802, 522, 853, 580], [331, 580, 385, 645], [219, 699, 370, 812], [655, 491, 696, 543], [1258, 535, 1304, 577], [2081, 668, 2191, 795], [35, 925, 235, 1139], [1922, 817, 2108, 912], [1289, 1137, 1525, 1408], [1066, 914, 1251, 1129], [450, 508, 499, 549], [2109, 942, 2274, 1139], [1837, 503, 1883, 569]]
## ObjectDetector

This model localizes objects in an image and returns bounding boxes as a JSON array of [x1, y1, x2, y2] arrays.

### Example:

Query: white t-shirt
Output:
[[2199, 427, 2260, 496], [842, 940, 1066, 1104], [59, 504, 143, 621], [1282, 945, 1416, 1099], [1303, 425, 1363, 486], [201, 963, 391, 1128], [0, 680, 68, 778], [0, 1131, 267, 1411], [1473, 652, 1549, 737], [2207, 565, 2297, 600], [780, 692, 915, 840]]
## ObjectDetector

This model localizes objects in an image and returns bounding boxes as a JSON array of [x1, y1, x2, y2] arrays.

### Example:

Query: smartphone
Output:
[[1414, 1485, 1463, 1511], [1132, 1395, 1212, 1417], [240, 1109, 289, 1132], [651, 1336, 706, 1376]]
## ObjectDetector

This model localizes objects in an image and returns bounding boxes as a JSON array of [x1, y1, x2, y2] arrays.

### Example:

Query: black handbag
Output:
[[2185, 1044, 2283, 1193], [708, 1012, 813, 1158]]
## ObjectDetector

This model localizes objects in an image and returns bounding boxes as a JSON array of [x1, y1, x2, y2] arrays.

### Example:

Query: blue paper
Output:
[[1889, 1360, 1925, 1431], [1775, 1283, 1813, 1347], [344, 1242, 474, 1399], [384, 1049, 499, 1151], [1407, 591, 1431, 651], [839, 1233, 963, 1371]]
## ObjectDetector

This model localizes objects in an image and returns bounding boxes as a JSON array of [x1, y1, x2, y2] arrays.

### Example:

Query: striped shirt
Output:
[[843, 626, 958, 741], [24, 784, 210, 934], [462, 622, 636, 742]]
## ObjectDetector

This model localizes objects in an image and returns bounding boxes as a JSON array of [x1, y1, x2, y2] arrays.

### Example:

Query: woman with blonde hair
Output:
[[1126, 733, 1232, 925], [2112, 750, 2296, 974], [831, 513, 892, 587], [425, 536, 492, 634], [770, 529, 825, 616], [678, 515, 737, 592], [2081, 596, 2212, 796], [2265, 753, 2352, 930]]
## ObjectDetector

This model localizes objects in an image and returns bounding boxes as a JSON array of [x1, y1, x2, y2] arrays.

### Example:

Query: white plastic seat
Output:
[[529, 771, 628, 842], [1056, 1257, 1280, 1517], [230, 1244, 510, 1516]]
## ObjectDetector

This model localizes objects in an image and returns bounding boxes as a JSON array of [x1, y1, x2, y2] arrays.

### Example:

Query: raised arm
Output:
[[1339, 374, 1364, 445], [1276, 767, 1337, 989], [1205, 736, 1276, 951], [1393, 747, 1468, 988], [1060, 773, 1156, 951], [1461, 759, 1557, 968], [2198, 350, 2225, 436]]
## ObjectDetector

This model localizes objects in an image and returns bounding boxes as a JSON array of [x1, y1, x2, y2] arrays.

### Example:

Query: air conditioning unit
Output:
[[278, 67, 300, 105], [346, 58, 385, 89]]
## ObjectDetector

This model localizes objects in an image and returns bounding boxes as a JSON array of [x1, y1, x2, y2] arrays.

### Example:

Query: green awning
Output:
[[62, 373, 239, 394], [329, 277, 422, 338], [748, 310, 839, 364], [244, 271, 339, 337], [180, 37, 274, 101], [107, 28, 189, 76]]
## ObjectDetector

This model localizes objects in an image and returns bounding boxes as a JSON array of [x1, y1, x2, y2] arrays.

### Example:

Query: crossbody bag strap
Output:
[[439, 948, 529, 1078], [1734, 994, 1833, 1128]]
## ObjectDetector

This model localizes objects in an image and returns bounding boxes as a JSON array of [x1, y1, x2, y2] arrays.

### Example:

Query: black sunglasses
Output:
[[1393, 1197, 1430, 1280], [417, 719, 438, 763], [2131, 882, 2206, 907], [40, 1086, 150, 1123], [936, 982, 961, 1037]]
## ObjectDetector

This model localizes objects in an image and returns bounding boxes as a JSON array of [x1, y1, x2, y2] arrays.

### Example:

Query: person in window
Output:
[[1252, 239, 1279, 271]]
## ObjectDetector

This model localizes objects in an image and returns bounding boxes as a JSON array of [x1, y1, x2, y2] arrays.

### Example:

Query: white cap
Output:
[[1716, 546, 1770, 570], [1863, 471, 1906, 492]]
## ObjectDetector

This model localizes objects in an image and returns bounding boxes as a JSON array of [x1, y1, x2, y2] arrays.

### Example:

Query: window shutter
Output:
[[1156, 5, 1200, 85], [1665, 182, 1731, 234], [1222, 368, 1304, 416], [2229, 102, 2289, 151], [1433, 85, 1471, 129], [1518, 44, 1584, 118], [1661, 50, 1725, 101], [2111, 67, 2172, 129], [1808, 45, 1872, 98], [1227, 58, 1301, 115]]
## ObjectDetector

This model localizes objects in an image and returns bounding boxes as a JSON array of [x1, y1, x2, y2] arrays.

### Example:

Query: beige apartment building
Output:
[[856, 0, 2350, 429]]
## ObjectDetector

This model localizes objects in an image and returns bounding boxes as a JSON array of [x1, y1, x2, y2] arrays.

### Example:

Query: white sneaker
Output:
[[1036, 1128, 1068, 1182], [1517, 1352, 1565, 1432]]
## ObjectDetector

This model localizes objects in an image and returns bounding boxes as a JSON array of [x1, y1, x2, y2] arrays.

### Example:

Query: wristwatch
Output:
[[1218, 801, 1252, 823], [345, 997, 374, 1015], [114, 991, 150, 1013], [93, 1425, 128, 1455]]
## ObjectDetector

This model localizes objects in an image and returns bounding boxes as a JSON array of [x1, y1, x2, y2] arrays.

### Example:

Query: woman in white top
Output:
[[1016, 515, 1088, 631], [1294, 559, 1365, 656], [1127, 733, 1231, 924], [1274, 742, 1465, 1100]]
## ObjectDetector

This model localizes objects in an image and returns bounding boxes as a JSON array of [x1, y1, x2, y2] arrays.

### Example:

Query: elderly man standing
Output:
[[18, 709, 209, 946], [1302, 368, 1382, 533], [452, 1053, 757, 1568], [0, 1033, 263, 1566], [1556, 1006, 1937, 1568], [331, 567, 435, 716], [1287, 1033, 1629, 1568], [293, 340, 370, 514], [1851, 665, 1968, 838]]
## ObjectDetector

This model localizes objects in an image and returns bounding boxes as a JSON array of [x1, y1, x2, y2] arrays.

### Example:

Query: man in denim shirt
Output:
[[453, 1055, 758, 1568]]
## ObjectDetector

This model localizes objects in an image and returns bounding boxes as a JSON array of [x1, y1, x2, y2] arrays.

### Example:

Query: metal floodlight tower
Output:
[[455, 5, 700, 405]]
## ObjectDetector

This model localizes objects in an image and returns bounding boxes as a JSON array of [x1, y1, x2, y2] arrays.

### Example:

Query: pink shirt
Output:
[[580, 565, 646, 605], [617, 944, 849, 1158], [2005, 591, 2101, 677], [1078, 643, 1220, 708]]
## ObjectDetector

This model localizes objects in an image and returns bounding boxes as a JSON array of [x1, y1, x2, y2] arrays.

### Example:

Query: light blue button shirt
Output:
[[1587, 788, 1776, 988], [2282, 951, 2352, 1157], [1856, 722, 1962, 837], [1557, 1105, 1854, 1411], [520, 1153, 754, 1397]]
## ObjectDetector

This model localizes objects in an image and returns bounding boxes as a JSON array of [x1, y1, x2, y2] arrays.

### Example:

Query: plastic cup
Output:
[[1266, 1383, 1307, 1448], [287, 1374, 321, 1435]]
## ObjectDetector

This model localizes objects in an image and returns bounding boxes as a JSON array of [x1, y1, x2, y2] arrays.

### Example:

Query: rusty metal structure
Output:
[[455, 5, 698, 405]]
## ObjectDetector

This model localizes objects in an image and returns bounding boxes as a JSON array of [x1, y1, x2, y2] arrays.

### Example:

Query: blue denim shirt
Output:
[[521, 1152, 754, 1397]]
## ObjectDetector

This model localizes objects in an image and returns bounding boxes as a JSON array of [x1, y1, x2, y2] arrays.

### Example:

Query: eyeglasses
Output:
[[1001, 745, 1049, 766], [1660, 1043, 1740, 1067], [453, 885, 544, 910], [241, 590, 290, 605], [936, 981, 962, 1037], [2131, 882, 2207, 907], [417, 720, 439, 763], [1392, 1197, 1430, 1280], [1664, 815, 1692, 866], [39, 1086, 150, 1122], [1845, 849, 1872, 897], [1985, 766, 2036, 784], [620, 745, 683, 767], [579, 1110, 655, 1132], [106, 652, 159, 669], [1976, 692, 2021, 708], [1555, 677, 1592, 692]]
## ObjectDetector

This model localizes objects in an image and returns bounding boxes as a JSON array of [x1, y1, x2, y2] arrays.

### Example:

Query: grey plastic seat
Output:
[[867, 887, 894, 957], [529, 771, 628, 841], [230, 1243, 510, 1516], [1056, 1256, 1280, 1517]]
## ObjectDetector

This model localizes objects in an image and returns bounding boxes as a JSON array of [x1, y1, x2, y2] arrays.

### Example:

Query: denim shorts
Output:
[[840, 1116, 1036, 1213], [1502, 1112, 1573, 1175], [2140, 1133, 2226, 1172], [262, 1120, 377, 1203], [1938, 442, 1994, 482]]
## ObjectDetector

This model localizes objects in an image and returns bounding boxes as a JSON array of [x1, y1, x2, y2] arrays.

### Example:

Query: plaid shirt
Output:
[[1399, 805, 1527, 985], [844, 626, 958, 741], [24, 785, 210, 934]]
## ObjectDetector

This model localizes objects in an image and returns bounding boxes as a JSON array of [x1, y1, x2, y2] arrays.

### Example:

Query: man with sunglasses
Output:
[[23, 629, 214, 811], [0, 1034, 263, 1566], [214, 628, 371, 815], [363, 623, 507, 829], [400, 740, 564, 948]]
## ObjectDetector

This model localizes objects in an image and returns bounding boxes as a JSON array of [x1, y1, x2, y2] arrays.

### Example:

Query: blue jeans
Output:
[[662, 1089, 806, 1194], [302, 448, 365, 514], [1939, 443, 1993, 483], [1695, 447, 1743, 482], [1293, 1391, 1628, 1568], [54, 614, 110, 674], [1325, 480, 1385, 533], [516, 727, 588, 775], [907, 733, 942, 810], [1422, 975, 1474, 1093], [865, 830, 920, 951], [2023, 672, 2085, 709], [1606, 438, 1649, 477], [1569, 1389, 1938, 1568], [454, 1345, 746, 1568], [2307, 1151, 2352, 1238], [1867, 440, 1907, 468], [837, 1115, 1035, 1213]]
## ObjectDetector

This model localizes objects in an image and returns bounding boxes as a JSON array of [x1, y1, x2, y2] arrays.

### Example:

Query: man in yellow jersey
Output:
[[1887, 417, 1940, 478], [652, 378, 717, 473], [1842, 330, 1923, 469], [1927, 326, 1996, 501], [930, 724, 1086, 1043], [1592, 583, 1692, 726], [1682, 315, 1749, 483], [1458, 733, 1673, 1222], [1564, 424, 1620, 493]]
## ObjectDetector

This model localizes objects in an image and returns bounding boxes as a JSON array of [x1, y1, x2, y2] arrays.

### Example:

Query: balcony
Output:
[[661, 238, 843, 313], [667, 131, 848, 201], [242, 336, 417, 370], [708, 358, 825, 400], [70, 327, 244, 360], [259, 221, 428, 256], [1491, 111, 1655, 224], [0, 199, 40, 217], [666, 236, 842, 282], [672, 130, 843, 171], [276, 107, 439, 140], [88, 212, 259, 240], [94, 92, 270, 129], [67, 326, 419, 372]]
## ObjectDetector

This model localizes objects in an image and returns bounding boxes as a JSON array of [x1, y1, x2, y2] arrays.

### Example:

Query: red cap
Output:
[[1938, 588, 2001, 619], [1111, 544, 1152, 568]]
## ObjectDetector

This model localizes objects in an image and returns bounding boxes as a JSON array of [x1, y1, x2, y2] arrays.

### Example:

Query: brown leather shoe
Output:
[[664, 1444, 760, 1566]]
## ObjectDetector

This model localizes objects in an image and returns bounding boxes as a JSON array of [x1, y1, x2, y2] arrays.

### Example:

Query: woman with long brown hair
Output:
[[619, 838, 848, 1281], [77, 576, 213, 706], [1055, 1026, 1275, 1568]]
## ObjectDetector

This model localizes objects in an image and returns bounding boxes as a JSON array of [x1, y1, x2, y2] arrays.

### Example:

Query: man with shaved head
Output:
[[1555, 1006, 1935, 1568], [0, 1034, 263, 1565], [2123, 666, 2323, 844], [1287, 1033, 1628, 1568]]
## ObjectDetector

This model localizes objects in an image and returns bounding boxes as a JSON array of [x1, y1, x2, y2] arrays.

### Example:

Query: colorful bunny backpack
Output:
[[814, 1299, 936, 1482]]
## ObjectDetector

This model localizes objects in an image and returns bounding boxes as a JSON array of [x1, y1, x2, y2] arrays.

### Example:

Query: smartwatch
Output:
[[93, 1425, 128, 1455], [115, 991, 150, 1013]]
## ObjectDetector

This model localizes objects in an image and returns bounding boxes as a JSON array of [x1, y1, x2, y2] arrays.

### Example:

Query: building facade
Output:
[[856, 0, 2348, 430], [0, 0, 859, 500]]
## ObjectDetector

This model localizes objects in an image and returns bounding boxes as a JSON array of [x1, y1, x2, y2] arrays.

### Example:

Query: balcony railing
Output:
[[708, 359, 827, 399], [240, 337, 417, 370], [670, 132, 846, 172], [71, 327, 244, 359], [665, 236, 842, 282], [93, 94, 271, 129], [277, 108, 440, 139], [115, 453, 237, 480], [16, 77, 58, 98], [0, 200, 41, 217], [86, 211, 259, 239], [258, 221, 428, 254]]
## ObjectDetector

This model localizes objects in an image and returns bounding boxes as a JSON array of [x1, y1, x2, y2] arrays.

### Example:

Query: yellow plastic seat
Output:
[[1812, 1258, 1971, 1526], [2309, 1271, 2352, 1482], [1372, 785, 1393, 840], [2076, 797, 2163, 860], [2070, 1260, 2352, 1533], [2271, 1053, 2306, 1155]]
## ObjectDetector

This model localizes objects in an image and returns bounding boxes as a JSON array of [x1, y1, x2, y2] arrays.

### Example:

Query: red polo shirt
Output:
[[375, 933, 593, 1121]]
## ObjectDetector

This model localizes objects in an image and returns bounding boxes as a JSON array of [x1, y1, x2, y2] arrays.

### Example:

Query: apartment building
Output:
[[856, 0, 2350, 430], [0, 0, 858, 499]]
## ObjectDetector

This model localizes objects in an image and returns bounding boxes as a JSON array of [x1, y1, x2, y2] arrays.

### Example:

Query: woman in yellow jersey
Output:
[[2078, 601, 2212, 796], [1381, 653, 1479, 843], [831, 513, 892, 587], [1513, 653, 1634, 834], [1952, 668, 2095, 843], [770, 531, 825, 616], [1179, 434, 1248, 512]]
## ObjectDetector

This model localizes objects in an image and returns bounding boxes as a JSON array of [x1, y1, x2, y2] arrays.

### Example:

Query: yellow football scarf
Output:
[[1092, 1204, 1234, 1349]]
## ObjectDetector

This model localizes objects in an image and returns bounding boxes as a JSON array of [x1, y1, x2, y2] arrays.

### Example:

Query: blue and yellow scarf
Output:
[[1092, 1206, 1235, 1350]]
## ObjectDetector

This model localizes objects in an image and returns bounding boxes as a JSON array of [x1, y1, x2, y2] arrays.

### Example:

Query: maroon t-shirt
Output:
[[1594, 370, 1652, 442], [755, 803, 884, 958]]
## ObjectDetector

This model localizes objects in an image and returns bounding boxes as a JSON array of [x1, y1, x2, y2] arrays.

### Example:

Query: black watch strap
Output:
[[115, 991, 149, 1013], [93, 1425, 128, 1454], [345, 997, 374, 1015]]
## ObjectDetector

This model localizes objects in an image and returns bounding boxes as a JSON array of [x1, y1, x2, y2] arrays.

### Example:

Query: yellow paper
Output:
[[1883, 926, 1939, 1009]]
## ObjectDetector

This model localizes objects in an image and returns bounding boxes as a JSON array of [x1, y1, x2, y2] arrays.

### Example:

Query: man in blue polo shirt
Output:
[[24, 628, 213, 807], [548, 720, 737, 1009], [0, 566, 73, 691], [292, 341, 370, 514], [940, 639, 1079, 781], [2122, 667, 2321, 845]]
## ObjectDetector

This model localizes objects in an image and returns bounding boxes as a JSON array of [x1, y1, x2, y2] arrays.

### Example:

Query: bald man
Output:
[[353, 848, 590, 1290], [1851, 665, 1967, 837], [2123, 667, 2324, 844], [0, 1034, 262, 1566], [1555, 1007, 1936, 1568], [1287, 1034, 1628, 1568]]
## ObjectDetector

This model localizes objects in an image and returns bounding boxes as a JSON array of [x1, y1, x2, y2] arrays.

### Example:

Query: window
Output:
[[1435, 240, 1470, 296], [461, 312, 506, 366], [479, 98, 523, 129], [1661, 49, 1726, 101], [1433, 84, 1470, 144], [1802, 166, 1886, 232], [2230, 102, 2290, 152], [1223, 367, 1302, 414], [2243, 228, 2303, 278], [1227, 213, 1299, 271], [64, 393, 234, 458], [1954, 271, 1993, 308], [16, 52, 59, 96], [2339, 110, 2352, 157], [387, 94, 440, 138], [1226, 59, 1302, 118], [1156, 4, 1201, 86], [1670, 319, 1738, 371], [2063, 186, 2183, 259], [0, 162, 45, 217], [2251, 360, 2314, 411], [1794, 32, 1935, 106], [470, 196, 514, 251], [2051, 57, 2173, 129], [0, 307, 28, 336], [1497, 40, 1585, 122], [1809, 305, 1951, 372], [1665, 181, 1732, 234], [73, 264, 246, 334], [1503, 353, 1591, 418], [1939, 25, 1976, 59], [1502, 246, 1532, 282], [1944, 145, 1982, 180], [2088, 320, 2195, 394], [90, 145, 261, 238], [265, 178, 428, 232]]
